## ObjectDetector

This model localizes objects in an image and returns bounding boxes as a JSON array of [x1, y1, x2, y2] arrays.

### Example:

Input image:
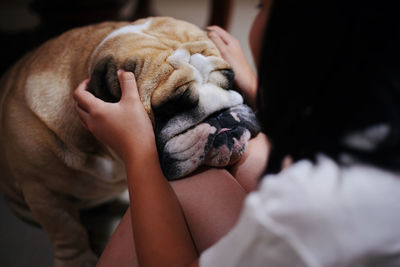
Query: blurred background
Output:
[[0, 0, 258, 266], [0, 0, 259, 76]]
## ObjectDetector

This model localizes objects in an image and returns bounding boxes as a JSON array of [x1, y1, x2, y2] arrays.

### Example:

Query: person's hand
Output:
[[207, 25, 257, 109], [73, 70, 156, 163]]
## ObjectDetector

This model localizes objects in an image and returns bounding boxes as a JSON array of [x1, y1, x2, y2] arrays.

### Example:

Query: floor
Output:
[[0, 194, 53, 267], [0, 0, 258, 266]]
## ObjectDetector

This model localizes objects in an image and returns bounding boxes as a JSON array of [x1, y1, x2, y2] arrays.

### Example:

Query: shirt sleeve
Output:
[[200, 156, 400, 267], [199, 176, 318, 267]]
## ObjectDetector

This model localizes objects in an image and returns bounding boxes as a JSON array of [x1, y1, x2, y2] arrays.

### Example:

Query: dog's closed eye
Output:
[[153, 82, 199, 120]]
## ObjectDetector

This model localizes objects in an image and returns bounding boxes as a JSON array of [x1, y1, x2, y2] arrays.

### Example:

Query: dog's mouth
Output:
[[157, 104, 260, 180]]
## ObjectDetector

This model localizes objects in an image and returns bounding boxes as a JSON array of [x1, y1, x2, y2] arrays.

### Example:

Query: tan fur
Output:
[[0, 17, 231, 267]]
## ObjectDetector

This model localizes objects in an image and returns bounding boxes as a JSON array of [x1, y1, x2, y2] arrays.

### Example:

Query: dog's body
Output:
[[0, 17, 259, 266]]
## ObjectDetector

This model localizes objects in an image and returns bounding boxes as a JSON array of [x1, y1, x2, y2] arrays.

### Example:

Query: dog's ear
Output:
[[88, 56, 121, 103]]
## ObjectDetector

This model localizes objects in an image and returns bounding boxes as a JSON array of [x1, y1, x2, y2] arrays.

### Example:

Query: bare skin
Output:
[[206, 25, 258, 109], [74, 72, 268, 267], [206, 0, 272, 109], [76, 72, 198, 266], [96, 169, 248, 267], [73, 1, 272, 266], [96, 146, 268, 267]]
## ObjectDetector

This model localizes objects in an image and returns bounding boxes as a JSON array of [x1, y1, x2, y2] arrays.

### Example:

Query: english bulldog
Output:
[[0, 17, 259, 266]]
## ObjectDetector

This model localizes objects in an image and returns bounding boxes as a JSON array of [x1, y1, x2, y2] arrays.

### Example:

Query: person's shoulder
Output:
[[255, 155, 342, 208], [252, 154, 400, 234], [248, 155, 400, 266], [201, 156, 400, 266], [258, 154, 400, 201]]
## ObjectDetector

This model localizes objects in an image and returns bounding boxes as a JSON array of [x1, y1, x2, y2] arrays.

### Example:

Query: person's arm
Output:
[[206, 26, 258, 110], [124, 139, 198, 266], [73, 71, 199, 266]]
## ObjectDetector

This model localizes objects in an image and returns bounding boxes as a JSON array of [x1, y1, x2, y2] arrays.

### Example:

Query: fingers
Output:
[[206, 25, 234, 45], [74, 102, 90, 129], [207, 29, 228, 53], [117, 70, 140, 102], [207, 28, 227, 46], [73, 79, 100, 112]]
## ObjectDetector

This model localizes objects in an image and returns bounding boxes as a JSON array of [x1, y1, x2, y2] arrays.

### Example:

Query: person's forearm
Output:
[[125, 147, 198, 266], [240, 71, 258, 110]]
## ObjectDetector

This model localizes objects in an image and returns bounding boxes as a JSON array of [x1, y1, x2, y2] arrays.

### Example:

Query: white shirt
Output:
[[200, 155, 400, 267]]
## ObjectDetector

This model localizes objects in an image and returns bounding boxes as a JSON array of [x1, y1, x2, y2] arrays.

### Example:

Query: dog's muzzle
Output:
[[158, 104, 260, 180]]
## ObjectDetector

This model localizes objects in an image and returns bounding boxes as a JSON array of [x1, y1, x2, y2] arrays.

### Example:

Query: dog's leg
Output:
[[20, 180, 97, 267]]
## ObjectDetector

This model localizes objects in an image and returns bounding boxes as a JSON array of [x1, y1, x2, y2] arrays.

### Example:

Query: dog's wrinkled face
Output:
[[88, 17, 260, 180]]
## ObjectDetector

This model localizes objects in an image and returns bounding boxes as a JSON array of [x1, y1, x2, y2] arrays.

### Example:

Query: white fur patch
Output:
[[161, 49, 243, 143], [159, 83, 243, 143], [26, 72, 70, 124], [89, 19, 153, 74], [167, 49, 214, 84], [167, 49, 191, 68], [98, 19, 153, 48], [189, 53, 214, 83], [165, 123, 216, 159], [164, 123, 217, 177]]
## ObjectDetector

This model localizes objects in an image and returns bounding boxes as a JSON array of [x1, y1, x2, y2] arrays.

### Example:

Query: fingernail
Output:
[[117, 69, 123, 76], [125, 71, 135, 79]]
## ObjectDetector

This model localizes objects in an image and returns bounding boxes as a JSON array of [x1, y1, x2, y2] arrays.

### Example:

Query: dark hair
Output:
[[257, 0, 400, 173]]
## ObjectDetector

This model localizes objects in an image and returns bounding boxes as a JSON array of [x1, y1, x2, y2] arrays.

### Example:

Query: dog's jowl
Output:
[[0, 17, 259, 266]]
